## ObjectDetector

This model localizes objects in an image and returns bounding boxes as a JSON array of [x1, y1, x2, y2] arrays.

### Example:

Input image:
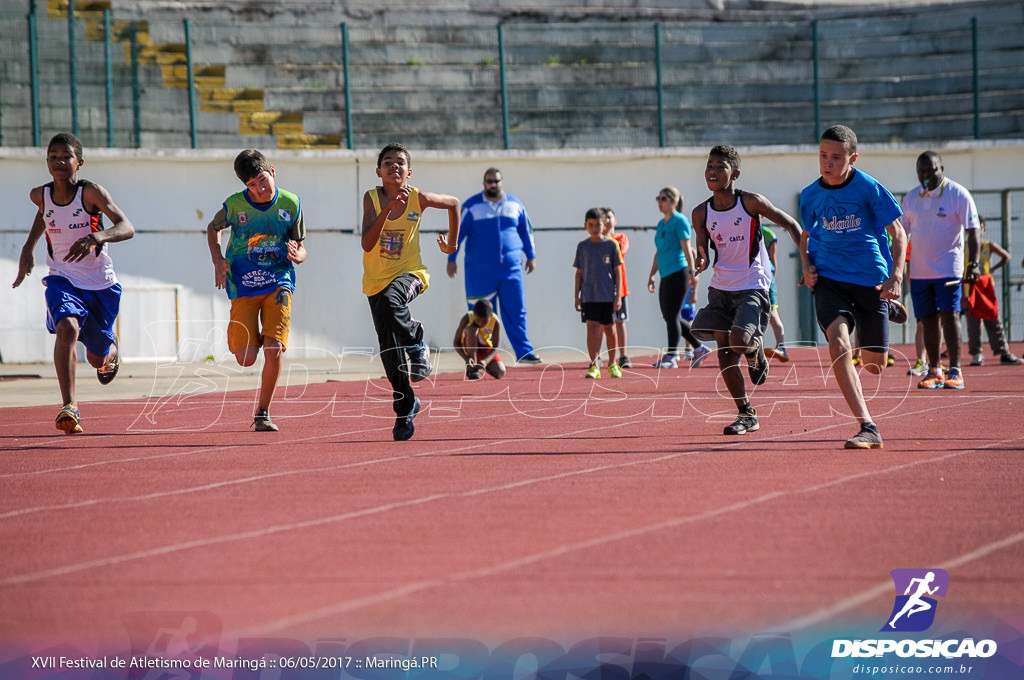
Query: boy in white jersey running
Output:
[[691, 145, 802, 436], [12, 133, 136, 434]]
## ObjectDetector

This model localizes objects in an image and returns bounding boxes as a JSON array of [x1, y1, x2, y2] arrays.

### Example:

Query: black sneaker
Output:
[[724, 408, 759, 435], [746, 339, 769, 385], [618, 355, 632, 369], [393, 398, 421, 441], [887, 299, 908, 324], [518, 353, 542, 364], [844, 422, 883, 449], [466, 365, 483, 380], [97, 337, 120, 385], [252, 409, 279, 432], [407, 343, 431, 382]]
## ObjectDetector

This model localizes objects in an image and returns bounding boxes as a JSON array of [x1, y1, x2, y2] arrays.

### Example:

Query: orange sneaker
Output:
[[917, 367, 945, 389], [943, 367, 965, 390]]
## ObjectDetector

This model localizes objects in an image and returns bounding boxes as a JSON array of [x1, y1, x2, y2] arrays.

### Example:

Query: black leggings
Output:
[[659, 268, 700, 354]]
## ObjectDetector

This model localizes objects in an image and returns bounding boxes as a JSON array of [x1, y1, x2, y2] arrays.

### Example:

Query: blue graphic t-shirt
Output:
[[222, 188, 303, 299], [800, 168, 902, 287]]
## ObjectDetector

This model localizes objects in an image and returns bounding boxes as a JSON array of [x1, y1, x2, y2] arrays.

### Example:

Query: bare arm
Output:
[[965, 227, 981, 282], [988, 241, 1010, 273], [63, 182, 135, 263], [647, 253, 658, 293], [690, 204, 710, 275], [800, 229, 816, 290], [613, 263, 622, 311], [361, 187, 403, 253], [881, 218, 907, 299], [12, 190, 48, 288], [418, 190, 460, 254], [574, 269, 583, 311], [453, 315, 470, 361], [744, 191, 802, 247]]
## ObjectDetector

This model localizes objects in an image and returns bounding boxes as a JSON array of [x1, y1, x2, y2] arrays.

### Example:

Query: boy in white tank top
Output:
[[691, 145, 802, 437], [12, 133, 136, 434]]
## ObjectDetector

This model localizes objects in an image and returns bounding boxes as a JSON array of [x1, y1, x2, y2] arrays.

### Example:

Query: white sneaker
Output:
[[653, 354, 678, 369], [691, 344, 712, 367]]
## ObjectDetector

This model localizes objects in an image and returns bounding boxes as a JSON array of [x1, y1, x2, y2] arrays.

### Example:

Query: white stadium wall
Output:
[[1, 141, 1022, 363]]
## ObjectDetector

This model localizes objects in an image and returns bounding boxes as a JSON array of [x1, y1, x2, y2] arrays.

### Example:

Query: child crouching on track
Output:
[[453, 298, 506, 380]]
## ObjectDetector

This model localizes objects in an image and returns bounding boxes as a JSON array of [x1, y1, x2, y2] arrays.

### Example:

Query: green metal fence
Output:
[[1, 2, 1022, 150]]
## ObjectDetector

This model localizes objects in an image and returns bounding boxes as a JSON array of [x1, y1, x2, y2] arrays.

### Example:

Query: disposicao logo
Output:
[[882, 568, 948, 632], [831, 568, 998, 660]]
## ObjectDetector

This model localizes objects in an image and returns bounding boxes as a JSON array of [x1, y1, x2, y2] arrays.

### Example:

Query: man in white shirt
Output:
[[901, 151, 980, 390]]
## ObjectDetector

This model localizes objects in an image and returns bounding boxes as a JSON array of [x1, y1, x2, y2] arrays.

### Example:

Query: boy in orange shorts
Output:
[[207, 149, 307, 431], [453, 298, 506, 380]]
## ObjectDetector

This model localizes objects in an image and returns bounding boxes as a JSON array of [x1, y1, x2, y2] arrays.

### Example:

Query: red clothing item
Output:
[[611, 232, 630, 297], [965, 274, 999, 321]]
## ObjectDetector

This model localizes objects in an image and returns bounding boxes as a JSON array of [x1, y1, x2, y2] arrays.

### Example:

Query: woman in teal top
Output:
[[646, 186, 710, 368]]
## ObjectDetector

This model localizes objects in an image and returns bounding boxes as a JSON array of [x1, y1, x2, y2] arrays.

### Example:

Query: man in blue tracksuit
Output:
[[447, 168, 542, 363]]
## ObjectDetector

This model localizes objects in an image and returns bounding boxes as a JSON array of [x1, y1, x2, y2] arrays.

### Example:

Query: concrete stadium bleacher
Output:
[[0, 0, 1021, 150]]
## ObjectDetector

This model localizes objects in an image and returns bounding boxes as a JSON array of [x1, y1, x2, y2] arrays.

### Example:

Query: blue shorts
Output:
[[44, 276, 121, 357], [910, 278, 961, 318], [768, 275, 779, 307], [813, 276, 888, 351]]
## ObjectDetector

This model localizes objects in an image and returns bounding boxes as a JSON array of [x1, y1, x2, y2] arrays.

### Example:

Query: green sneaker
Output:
[[609, 364, 622, 378], [586, 364, 601, 379]]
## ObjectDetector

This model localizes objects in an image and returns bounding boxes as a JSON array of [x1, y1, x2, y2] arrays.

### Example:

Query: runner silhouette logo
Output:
[[882, 569, 949, 632]]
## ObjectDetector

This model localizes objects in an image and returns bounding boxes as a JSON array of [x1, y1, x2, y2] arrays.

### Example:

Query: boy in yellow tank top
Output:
[[362, 143, 460, 441]]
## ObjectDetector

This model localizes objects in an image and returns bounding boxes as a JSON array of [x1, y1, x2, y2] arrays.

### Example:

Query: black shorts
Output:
[[813, 275, 889, 350], [691, 287, 769, 342], [581, 301, 614, 325], [613, 296, 628, 322]]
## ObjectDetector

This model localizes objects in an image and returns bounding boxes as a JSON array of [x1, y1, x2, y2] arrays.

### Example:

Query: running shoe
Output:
[[407, 342, 431, 382], [746, 339, 769, 385], [681, 347, 694, 361], [466, 365, 483, 380], [844, 422, 883, 449], [970, 353, 985, 366], [691, 344, 713, 368], [609, 364, 622, 379], [724, 409, 759, 435], [764, 346, 789, 363], [618, 355, 632, 369], [886, 355, 895, 367], [1001, 353, 1023, 365], [653, 354, 678, 369], [519, 353, 543, 364], [252, 409, 279, 432], [586, 364, 601, 379], [97, 343, 120, 385], [907, 358, 927, 376], [917, 366, 945, 389], [943, 366, 965, 390], [887, 299, 908, 324], [851, 353, 862, 367], [393, 398, 421, 441], [55, 402, 84, 434]]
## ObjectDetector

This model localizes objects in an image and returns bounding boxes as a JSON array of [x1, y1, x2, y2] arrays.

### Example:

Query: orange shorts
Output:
[[227, 288, 292, 353]]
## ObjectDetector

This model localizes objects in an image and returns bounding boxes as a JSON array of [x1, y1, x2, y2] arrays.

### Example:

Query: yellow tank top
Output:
[[462, 312, 497, 348], [362, 185, 430, 296]]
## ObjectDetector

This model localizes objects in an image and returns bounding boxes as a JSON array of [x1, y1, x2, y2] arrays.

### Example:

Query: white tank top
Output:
[[44, 181, 118, 290], [703, 190, 772, 292]]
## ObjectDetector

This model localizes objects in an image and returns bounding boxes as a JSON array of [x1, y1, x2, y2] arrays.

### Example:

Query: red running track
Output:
[[1, 345, 1023, 659]]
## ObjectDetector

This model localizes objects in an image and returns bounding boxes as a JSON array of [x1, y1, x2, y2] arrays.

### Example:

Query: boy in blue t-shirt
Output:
[[207, 149, 307, 432], [574, 207, 623, 379], [799, 125, 907, 450]]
